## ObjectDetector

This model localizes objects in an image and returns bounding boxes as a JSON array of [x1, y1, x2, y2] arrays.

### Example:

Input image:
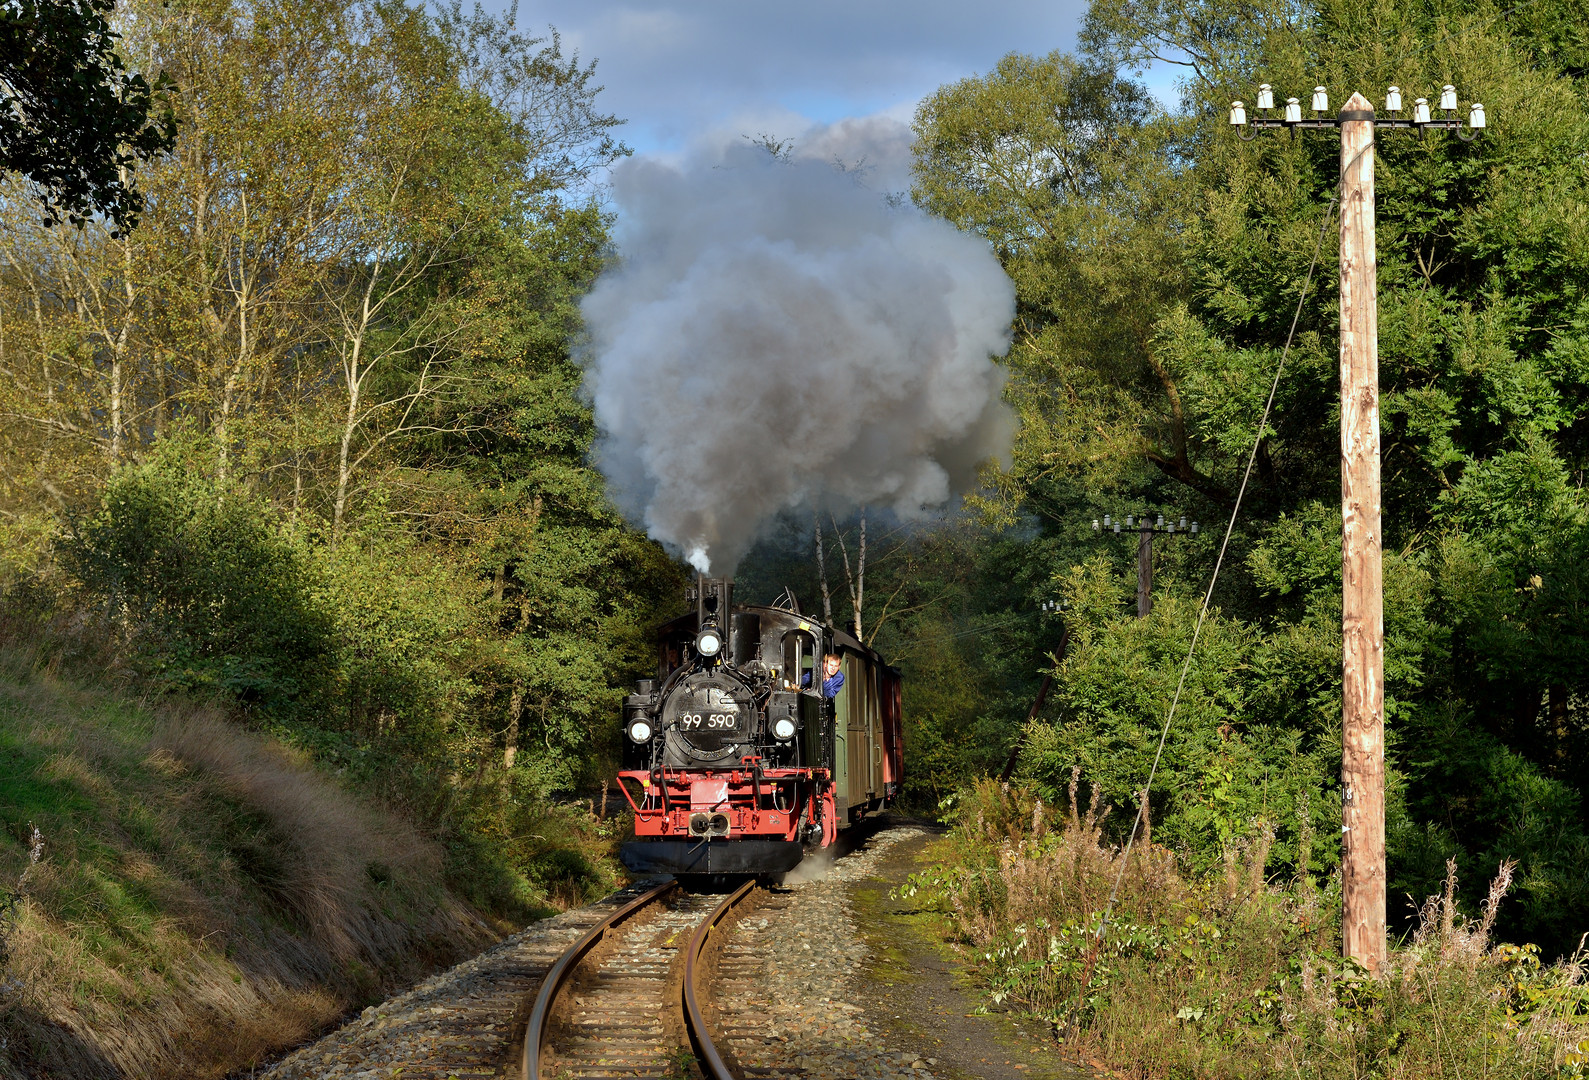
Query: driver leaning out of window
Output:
[[801, 653, 845, 698]]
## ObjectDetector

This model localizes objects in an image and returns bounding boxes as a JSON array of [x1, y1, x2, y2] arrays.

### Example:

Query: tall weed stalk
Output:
[[903, 778, 1589, 1079]]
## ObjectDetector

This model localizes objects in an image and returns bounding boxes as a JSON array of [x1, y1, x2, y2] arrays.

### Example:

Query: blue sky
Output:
[[498, 0, 1177, 189]]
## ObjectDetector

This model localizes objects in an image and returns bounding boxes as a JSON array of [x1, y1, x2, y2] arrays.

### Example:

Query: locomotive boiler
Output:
[[615, 576, 903, 875]]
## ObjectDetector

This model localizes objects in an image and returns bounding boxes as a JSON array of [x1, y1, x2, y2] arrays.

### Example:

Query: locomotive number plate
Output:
[[676, 711, 738, 730], [665, 680, 748, 755]]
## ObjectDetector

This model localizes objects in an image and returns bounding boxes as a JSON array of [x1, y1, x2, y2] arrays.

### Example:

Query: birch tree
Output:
[[814, 511, 834, 624], [831, 509, 866, 640], [0, 0, 627, 546]]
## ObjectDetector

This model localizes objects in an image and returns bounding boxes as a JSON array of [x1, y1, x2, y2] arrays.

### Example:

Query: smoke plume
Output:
[[582, 143, 1016, 574]]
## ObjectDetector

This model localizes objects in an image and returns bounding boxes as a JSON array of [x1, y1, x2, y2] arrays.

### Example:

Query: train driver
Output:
[[801, 653, 845, 699]]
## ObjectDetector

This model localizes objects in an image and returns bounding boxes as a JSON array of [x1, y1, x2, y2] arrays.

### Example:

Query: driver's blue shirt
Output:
[[801, 670, 845, 699]]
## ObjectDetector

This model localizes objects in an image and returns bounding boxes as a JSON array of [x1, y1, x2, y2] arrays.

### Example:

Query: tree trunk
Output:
[[332, 266, 387, 542], [831, 510, 867, 639], [855, 510, 866, 640], [154, 348, 169, 438], [109, 346, 122, 464], [504, 685, 524, 769], [110, 169, 136, 464], [1550, 682, 1569, 770], [333, 354, 360, 539], [213, 311, 250, 490], [814, 512, 833, 625]]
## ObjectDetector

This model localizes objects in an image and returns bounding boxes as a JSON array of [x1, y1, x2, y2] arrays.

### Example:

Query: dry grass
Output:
[[0, 649, 499, 1080], [150, 705, 444, 961], [910, 778, 1589, 1079]]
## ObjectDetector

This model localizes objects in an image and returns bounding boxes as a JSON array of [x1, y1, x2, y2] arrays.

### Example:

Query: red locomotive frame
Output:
[[614, 764, 840, 847]]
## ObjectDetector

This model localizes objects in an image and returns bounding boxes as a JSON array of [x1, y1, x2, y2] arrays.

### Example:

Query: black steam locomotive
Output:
[[614, 576, 903, 875]]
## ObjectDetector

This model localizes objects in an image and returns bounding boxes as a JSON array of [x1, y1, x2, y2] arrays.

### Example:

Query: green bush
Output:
[[54, 446, 628, 920], [64, 448, 333, 706]]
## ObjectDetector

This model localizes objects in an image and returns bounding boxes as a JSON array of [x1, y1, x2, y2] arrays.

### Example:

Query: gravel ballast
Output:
[[260, 888, 647, 1079], [709, 824, 943, 1080], [261, 825, 943, 1079]]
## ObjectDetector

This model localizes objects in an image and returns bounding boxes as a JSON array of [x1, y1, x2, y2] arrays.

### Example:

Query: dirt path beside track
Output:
[[846, 826, 1093, 1080]]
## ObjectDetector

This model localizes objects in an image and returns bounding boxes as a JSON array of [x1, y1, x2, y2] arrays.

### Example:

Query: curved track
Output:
[[682, 880, 755, 1078], [523, 879, 758, 1080]]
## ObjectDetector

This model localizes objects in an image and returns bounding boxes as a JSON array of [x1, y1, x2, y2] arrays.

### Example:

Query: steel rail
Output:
[[682, 879, 757, 1080], [521, 879, 678, 1080]]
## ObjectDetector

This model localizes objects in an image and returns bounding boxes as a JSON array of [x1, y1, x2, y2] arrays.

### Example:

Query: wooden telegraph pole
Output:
[[1230, 84, 1484, 973], [1090, 513, 1199, 620], [1137, 523, 1154, 618], [1337, 93, 1386, 974]]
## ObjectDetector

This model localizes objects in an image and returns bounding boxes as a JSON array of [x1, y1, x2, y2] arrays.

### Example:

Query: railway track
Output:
[[523, 877, 758, 1080], [260, 822, 930, 1080], [706, 890, 807, 1077]]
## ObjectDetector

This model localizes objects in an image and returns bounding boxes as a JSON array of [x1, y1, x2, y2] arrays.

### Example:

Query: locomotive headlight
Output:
[[627, 719, 653, 743], [773, 716, 797, 741], [695, 628, 723, 657]]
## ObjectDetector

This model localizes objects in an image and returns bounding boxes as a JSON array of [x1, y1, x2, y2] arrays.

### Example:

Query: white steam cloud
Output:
[[582, 144, 1016, 574]]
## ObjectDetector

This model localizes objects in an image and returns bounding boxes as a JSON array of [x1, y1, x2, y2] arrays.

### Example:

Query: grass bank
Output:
[[0, 643, 553, 1079], [898, 780, 1589, 1079]]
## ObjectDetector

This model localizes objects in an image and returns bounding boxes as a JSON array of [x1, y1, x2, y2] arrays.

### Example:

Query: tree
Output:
[[911, 53, 1216, 519], [831, 511, 865, 639], [0, 0, 665, 782], [0, 0, 629, 520], [0, 0, 176, 232], [911, 0, 1589, 949], [0, 0, 677, 921]]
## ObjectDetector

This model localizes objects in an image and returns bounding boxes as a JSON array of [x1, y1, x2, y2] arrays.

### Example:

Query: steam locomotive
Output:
[[615, 576, 903, 875]]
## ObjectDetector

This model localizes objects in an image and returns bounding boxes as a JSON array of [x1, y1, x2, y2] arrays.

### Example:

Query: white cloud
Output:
[[504, 0, 1089, 153], [602, 6, 695, 51]]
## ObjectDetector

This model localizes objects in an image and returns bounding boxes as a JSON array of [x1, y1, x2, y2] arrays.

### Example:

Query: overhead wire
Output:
[[883, 611, 1045, 664], [1092, 183, 1342, 947]]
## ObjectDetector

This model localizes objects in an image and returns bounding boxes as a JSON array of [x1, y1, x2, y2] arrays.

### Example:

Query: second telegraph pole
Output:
[[1337, 93, 1385, 975], [1092, 513, 1200, 619]]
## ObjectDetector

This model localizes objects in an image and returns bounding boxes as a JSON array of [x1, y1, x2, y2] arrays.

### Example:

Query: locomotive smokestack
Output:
[[691, 575, 734, 663], [582, 143, 1016, 575], [695, 574, 733, 631]]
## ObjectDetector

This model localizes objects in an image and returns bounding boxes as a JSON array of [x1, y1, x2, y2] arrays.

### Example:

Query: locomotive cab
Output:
[[615, 574, 903, 876]]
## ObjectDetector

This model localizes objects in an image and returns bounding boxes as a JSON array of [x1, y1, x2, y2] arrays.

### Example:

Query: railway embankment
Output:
[[263, 823, 959, 1080], [0, 650, 510, 1080], [262, 891, 641, 1078]]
